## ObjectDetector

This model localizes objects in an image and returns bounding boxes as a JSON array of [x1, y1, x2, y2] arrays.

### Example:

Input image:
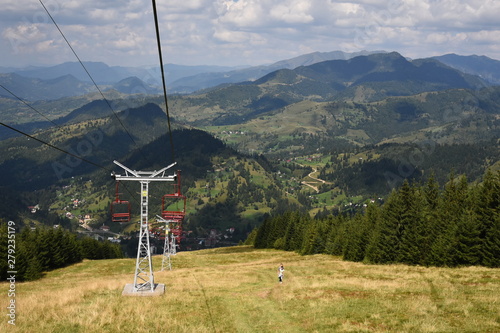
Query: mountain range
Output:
[[432, 54, 500, 85], [2, 50, 499, 99], [1, 50, 500, 238]]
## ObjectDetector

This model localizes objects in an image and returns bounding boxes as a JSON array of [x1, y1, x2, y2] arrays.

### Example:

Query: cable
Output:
[[0, 121, 112, 173], [151, 0, 176, 162], [0, 83, 61, 128], [0, 120, 140, 205], [36, 1, 174, 208], [120, 181, 141, 204], [39, 0, 150, 163]]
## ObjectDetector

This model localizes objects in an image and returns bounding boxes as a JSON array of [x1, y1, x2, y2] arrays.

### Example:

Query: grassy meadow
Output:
[[1, 246, 499, 332]]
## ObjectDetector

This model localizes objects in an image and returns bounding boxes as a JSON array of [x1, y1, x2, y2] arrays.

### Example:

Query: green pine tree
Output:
[[325, 216, 348, 256], [0, 222, 8, 281], [398, 184, 429, 265], [454, 210, 482, 266], [476, 170, 500, 267], [365, 190, 401, 264]]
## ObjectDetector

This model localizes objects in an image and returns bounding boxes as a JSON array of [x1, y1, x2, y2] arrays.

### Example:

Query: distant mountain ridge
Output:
[[2, 51, 499, 98], [0, 72, 160, 101], [169, 50, 386, 93], [432, 53, 500, 85], [0, 72, 95, 100], [1, 51, 386, 95], [190, 51, 491, 126], [1, 62, 239, 87]]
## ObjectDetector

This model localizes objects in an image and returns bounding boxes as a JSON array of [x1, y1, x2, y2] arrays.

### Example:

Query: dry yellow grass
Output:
[[1, 246, 499, 332]]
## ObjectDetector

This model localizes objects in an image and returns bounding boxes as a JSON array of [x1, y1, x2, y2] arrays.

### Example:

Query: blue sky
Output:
[[1, 0, 499, 68]]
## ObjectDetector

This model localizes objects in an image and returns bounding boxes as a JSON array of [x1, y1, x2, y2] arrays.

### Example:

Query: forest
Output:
[[0, 224, 123, 281], [249, 170, 500, 268]]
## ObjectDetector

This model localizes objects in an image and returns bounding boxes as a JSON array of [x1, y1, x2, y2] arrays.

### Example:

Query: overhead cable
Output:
[[152, 0, 176, 162], [0, 83, 61, 128], [38, 0, 150, 163], [0, 121, 140, 204], [0, 121, 111, 172]]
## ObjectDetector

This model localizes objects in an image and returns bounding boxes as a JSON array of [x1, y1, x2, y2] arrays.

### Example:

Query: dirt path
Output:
[[300, 167, 328, 193]]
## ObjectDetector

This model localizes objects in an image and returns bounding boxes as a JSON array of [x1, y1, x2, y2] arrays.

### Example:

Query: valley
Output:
[[1, 51, 500, 252]]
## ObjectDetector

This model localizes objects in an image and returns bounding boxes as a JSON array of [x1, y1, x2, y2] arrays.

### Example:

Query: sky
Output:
[[1, 0, 499, 68]]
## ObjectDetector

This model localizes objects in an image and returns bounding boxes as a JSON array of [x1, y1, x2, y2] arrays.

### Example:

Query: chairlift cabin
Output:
[[161, 170, 186, 242], [111, 181, 131, 222]]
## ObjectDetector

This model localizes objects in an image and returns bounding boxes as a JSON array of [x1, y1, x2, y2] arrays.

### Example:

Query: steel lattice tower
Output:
[[113, 160, 176, 294]]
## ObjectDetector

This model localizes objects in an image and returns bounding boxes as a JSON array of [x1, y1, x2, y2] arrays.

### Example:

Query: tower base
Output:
[[122, 283, 165, 296]]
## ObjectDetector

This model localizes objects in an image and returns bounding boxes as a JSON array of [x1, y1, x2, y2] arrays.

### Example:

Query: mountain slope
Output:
[[288, 52, 488, 99], [5, 61, 239, 87], [0, 103, 171, 189], [12, 61, 143, 84], [433, 53, 500, 85], [112, 77, 161, 95], [0, 71, 163, 101], [0, 73, 94, 100], [168, 52, 493, 128], [0, 103, 292, 235], [169, 50, 385, 93]]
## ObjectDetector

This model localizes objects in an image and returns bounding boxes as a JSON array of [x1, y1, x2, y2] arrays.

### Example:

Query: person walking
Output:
[[278, 263, 284, 283]]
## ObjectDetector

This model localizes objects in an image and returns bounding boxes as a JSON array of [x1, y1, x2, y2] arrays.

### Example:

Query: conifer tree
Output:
[[324, 215, 346, 256], [427, 174, 466, 266], [0, 222, 8, 281], [300, 220, 317, 255], [286, 212, 310, 252], [365, 190, 401, 264], [316, 218, 332, 253], [52, 227, 69, 268], [342, 214, 364, 262], [283, 212, 305, 251], [271, 212, 293, 248], [424, 172, 439, 210], [454, 210, 482, 266], [476, 170, 500, 267], [422, 174, 441, 265], [19, 242, 44, 281], [65, 231, 83, 264], [244, 228, 258, 245], [398, 184, 428, 265], [254, 217, 272, 248], [36, 229, 52, 271], [482, 216, 500, 267]]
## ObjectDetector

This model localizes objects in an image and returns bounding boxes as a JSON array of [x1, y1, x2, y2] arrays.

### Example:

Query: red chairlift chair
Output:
[[161, 170, 186, 243], [111, 181, 131, 223]]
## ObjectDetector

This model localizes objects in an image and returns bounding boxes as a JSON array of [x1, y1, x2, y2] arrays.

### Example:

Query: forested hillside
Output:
[[250, 170, 500, 268], [1, 51, 500, 267]]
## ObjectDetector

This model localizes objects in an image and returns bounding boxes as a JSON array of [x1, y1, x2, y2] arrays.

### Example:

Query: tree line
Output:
[[249, 170, 500, 268], [0, 225, 123, 281]]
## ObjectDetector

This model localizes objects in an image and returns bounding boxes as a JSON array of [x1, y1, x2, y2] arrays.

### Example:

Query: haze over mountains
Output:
[[2, 50, 499, 100]]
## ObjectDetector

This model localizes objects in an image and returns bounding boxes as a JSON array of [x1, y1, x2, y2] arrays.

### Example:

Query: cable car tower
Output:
[[154, 170, 186, 271], [112, 160, 177, 295], [155, 215, 179, 272]]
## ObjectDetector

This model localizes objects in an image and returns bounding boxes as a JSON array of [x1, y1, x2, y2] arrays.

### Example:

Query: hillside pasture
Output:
[[1, 246, 499, 332]]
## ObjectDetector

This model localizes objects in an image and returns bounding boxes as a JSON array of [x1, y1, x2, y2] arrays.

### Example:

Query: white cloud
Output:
[[0, 0, 498, 67], [269, 1, 314, 24], [214, 29, 252, 43], [216, 0, 266, 28]]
